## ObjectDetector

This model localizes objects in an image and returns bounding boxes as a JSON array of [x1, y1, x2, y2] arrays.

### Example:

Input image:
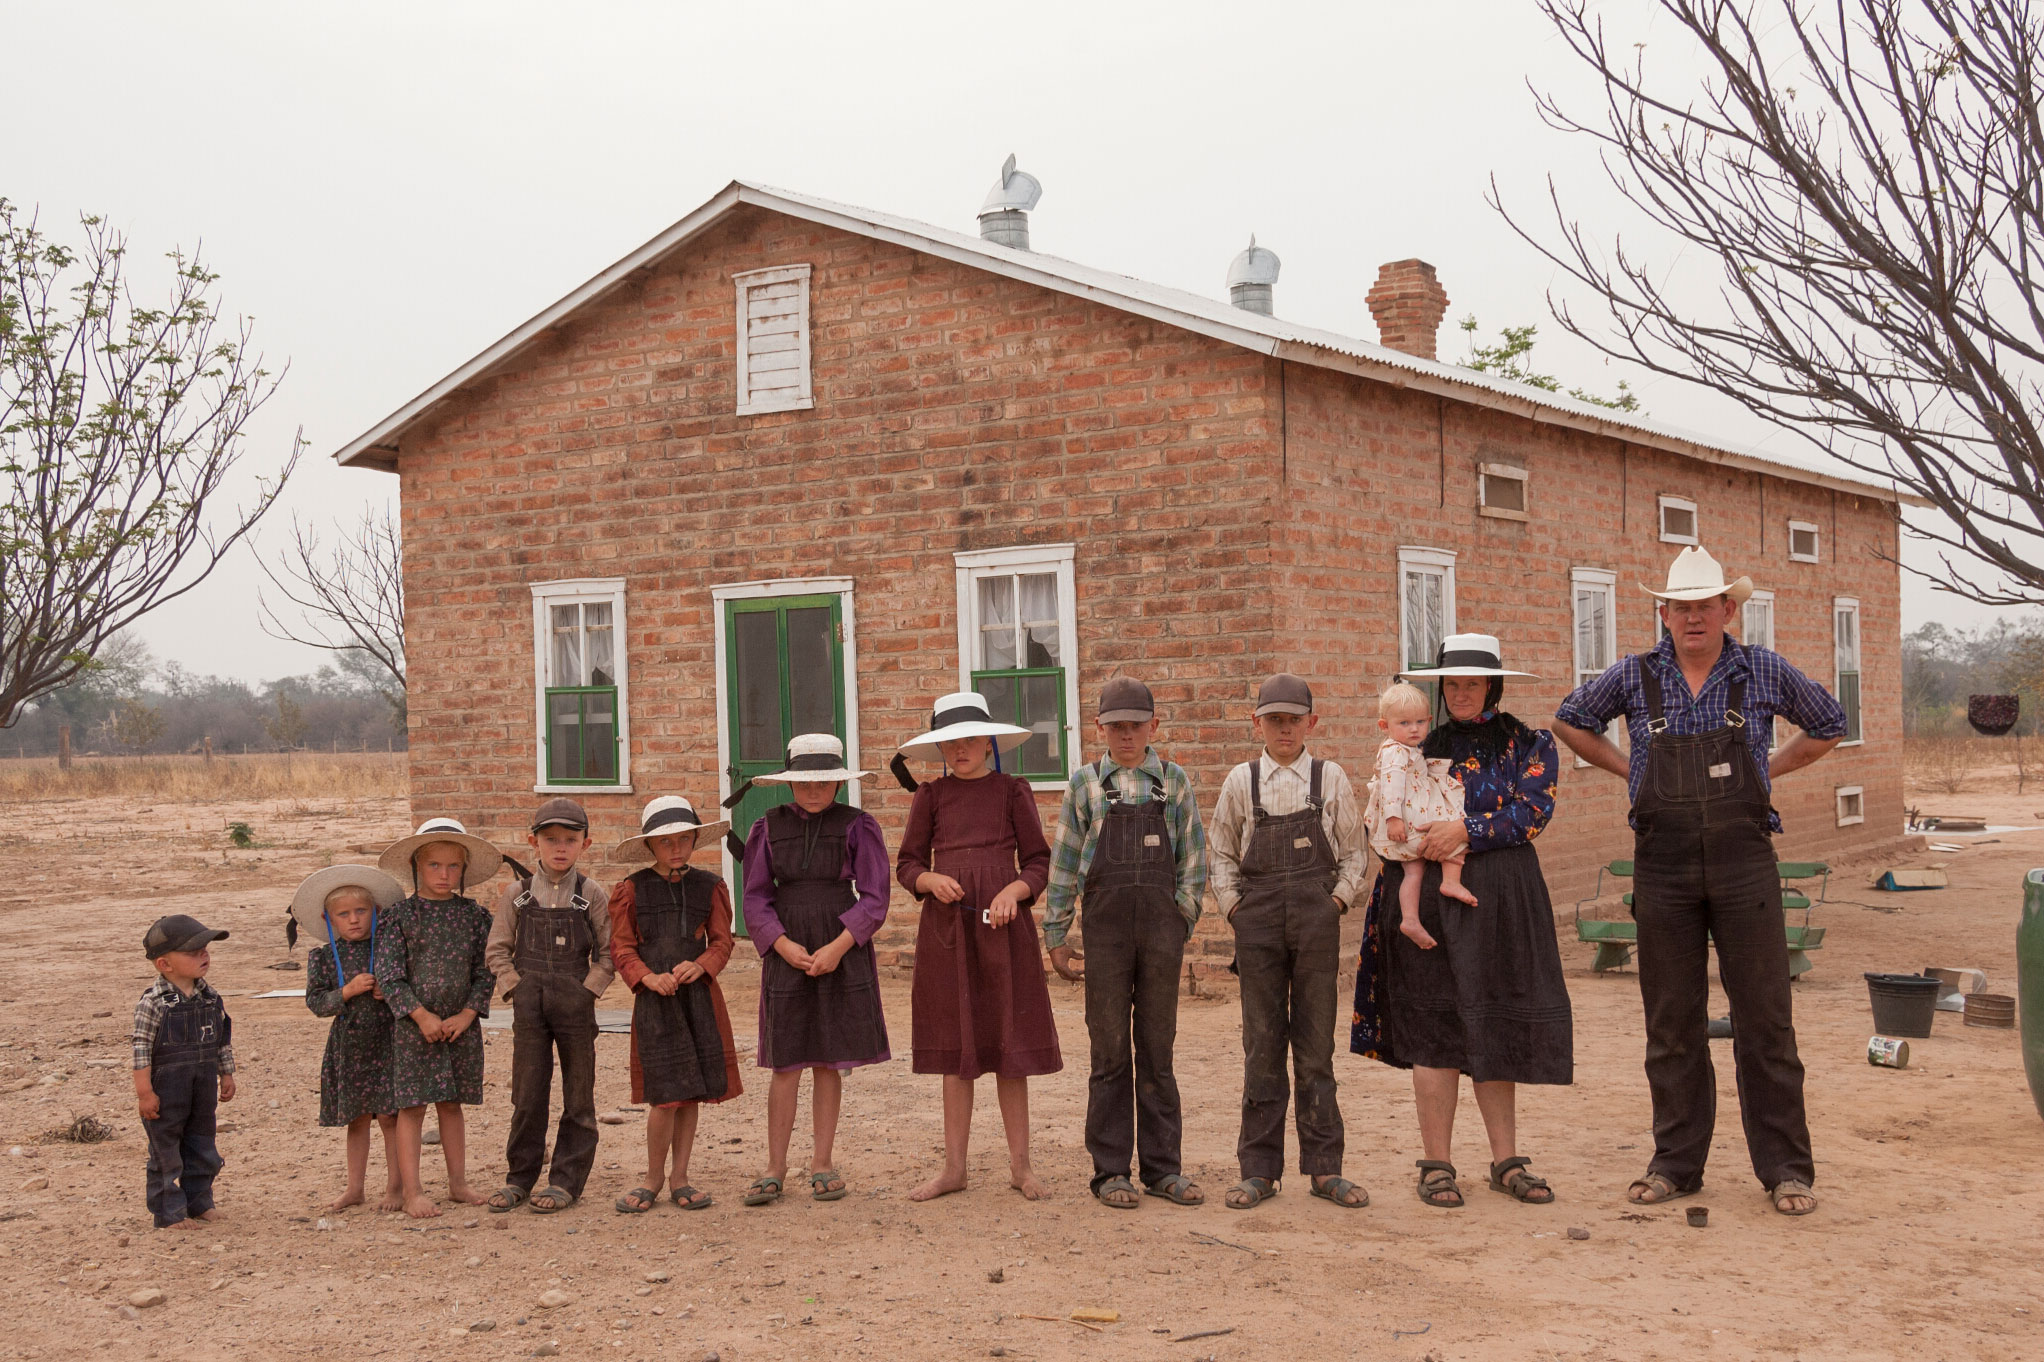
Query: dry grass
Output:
[[1906, 732, 1979, 795], [0, 751, 404, 803]]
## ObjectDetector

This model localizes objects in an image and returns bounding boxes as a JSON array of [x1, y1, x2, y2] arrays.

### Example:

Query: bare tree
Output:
[[0, 200, 302, 727], [256, 504, 405, 693], [1503, 0, 2044, 605]]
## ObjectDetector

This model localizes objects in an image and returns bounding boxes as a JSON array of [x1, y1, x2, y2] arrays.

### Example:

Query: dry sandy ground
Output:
[[2, 786, 2042, 1362]]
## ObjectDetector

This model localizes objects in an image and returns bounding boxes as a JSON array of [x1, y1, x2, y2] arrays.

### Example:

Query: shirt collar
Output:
[[148, 976, 215, 1003], [1259, 748, 1314, 780], [1649, 633, 1747, 688], [1102, 747, 1165, 781]]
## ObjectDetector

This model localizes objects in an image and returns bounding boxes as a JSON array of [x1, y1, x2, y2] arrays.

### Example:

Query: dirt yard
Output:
[[3, 777, 2042, 1362]]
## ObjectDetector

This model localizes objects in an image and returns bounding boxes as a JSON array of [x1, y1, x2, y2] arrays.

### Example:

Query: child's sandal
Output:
[[487, 1185, 528, 1213], [528, 1186, 575, 1214], [613, 1187, 657, 1214], [671, 1184, 714, 1210], [809, 1169, 848, 1202], [741, 1175, 783, 1207]]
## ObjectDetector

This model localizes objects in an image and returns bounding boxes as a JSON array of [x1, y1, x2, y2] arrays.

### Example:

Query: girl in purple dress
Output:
[[893, 693, 1060, 1201]]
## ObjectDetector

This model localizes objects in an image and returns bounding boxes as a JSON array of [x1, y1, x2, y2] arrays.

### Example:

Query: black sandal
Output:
[[528, 1185, 575, 1214], [487, 1185, 528, 1214], [1093, 1175, 1140, 1210], [1415, 1160, 1463, 1208], [1224, 1176, 1278, 1210], [1488, 1156, 1554, 1204], [1144, 1174, 1204, 1206]]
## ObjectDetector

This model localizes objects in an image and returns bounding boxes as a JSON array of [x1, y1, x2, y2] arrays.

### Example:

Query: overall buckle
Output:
[[1726, 708, 1746, 729], [1647, 717, 1669, 735]]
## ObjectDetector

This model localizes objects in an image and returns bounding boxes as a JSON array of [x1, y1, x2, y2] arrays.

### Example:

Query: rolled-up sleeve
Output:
[[1555, 659, 1632, 733], [1776, 659, 1849, 739]]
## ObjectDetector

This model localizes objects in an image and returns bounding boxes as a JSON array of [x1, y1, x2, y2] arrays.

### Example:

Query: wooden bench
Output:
[[1572, 860, 1830, 976]]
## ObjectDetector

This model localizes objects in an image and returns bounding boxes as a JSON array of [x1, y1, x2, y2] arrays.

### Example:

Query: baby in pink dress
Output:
[[1364, 683, 1478, 951]]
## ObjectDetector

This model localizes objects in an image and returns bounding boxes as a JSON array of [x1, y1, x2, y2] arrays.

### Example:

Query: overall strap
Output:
[[1307, 757, 1325, 810], [1639, 656, 1669, 733], [1249, 761, 1266, 819], [1100, 761, 1166, 803], [1726, 677, 1748, 729]]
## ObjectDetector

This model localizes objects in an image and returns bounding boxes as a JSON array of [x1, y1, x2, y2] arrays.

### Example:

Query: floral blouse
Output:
[[1426, 709, 1557, 855]]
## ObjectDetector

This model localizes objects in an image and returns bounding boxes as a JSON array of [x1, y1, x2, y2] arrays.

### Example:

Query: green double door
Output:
[[724, 593, 849, 935]]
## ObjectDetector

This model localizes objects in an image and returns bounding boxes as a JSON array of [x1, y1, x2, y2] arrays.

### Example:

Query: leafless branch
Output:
[[256, 504, 405, 691]]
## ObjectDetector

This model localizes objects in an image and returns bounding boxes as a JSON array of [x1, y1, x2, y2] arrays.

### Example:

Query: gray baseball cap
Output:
[[1097, 676, 1155, 724], [531, 797, 590, 833], [1254, 672, 1314, 717], [144, 914, 229, 960]]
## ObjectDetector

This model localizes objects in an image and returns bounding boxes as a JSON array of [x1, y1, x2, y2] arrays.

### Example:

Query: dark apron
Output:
[[629, 868, 728, 1105], [512, 873, 594, 983], [760, 803, 886, 1065], [1633, 670, 1774, 861]]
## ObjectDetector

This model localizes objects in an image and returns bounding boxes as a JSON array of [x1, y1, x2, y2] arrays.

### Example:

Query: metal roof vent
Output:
[[1226, 235, 1281, 315], [978, 154, 1042, 250]]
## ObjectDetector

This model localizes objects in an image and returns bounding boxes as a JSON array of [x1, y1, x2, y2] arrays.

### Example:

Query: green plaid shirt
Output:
[[1042, 748, 1207, 949]]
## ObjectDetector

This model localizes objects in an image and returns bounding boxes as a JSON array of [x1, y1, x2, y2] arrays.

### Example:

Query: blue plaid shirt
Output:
[[1555, 634, 1848, 831]]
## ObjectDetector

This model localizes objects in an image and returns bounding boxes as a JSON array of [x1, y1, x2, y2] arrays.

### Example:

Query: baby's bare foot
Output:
[[447, 1182, 487, 1206], [328, 1189, 366, 1212], [907, 1169, 967, 1202], [403, 1193, 441, 1219], [1440, 882, 1479, 907], [1399, 917, 1439, 950], [1009, 1169, 1048, 1201]]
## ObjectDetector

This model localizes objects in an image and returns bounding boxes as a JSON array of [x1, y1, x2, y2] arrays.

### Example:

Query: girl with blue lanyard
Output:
[[293, 865, 407, 1212]]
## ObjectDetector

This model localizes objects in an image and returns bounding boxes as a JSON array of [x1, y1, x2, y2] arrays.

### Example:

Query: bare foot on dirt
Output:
[[908, 1169, 968, 1202], [1010, 1169, 1048, 1200], [447, 1182, 487, 1206], [404, 1193, 441, 1219], [328, 1189, 366, 1212], [1399, 915, 1438, 950], [1440, 882, 1479, 907], [163, 1218, 202, 1231], [193, 1208, 222, 1222], [377, 1188, 406, 1213]]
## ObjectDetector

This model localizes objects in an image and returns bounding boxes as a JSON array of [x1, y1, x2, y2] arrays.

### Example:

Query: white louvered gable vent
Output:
[[733, 264, 813, 416]]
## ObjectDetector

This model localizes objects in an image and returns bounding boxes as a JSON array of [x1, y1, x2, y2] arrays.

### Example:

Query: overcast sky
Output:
[[9, 0, 2035, 684]]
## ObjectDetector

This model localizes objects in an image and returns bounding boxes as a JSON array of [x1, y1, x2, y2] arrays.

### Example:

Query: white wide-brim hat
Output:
[[753, 733, 871, 785], [613, 795, 729, 861], [290, 864, 406, 946], [378, 817, 505, 889], [1400, 633, 1540, 680], [895, 691, 1033, 761], [1641, 545, 1754, 604]]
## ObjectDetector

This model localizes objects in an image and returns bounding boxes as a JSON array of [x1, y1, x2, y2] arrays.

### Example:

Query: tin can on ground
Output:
[[1868, 1035, 1911, 1068]]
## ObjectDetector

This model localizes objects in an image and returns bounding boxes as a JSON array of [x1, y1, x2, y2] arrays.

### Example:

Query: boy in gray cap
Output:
[[134, 914, 237, 1228], [1044, 676, 1209, 1209], [1208, 673, 1369, 1211], [484, 798, 613, 1213]]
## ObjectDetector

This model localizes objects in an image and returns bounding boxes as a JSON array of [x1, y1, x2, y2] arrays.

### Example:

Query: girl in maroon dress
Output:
[[893, 692, 1061, 1201]]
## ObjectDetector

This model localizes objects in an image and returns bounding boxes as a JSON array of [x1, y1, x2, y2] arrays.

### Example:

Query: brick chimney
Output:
[[1365, 259, 1451, 360]]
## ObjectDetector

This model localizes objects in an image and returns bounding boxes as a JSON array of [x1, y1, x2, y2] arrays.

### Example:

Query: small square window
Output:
[[1788, 520, 1820, 563], [1478, 463, 1529, 521], [1659, 496, 1699, 544], [1835, 785, 1865, 826]]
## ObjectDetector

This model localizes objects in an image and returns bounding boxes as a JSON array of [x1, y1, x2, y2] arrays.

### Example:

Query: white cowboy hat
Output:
[[612, 795, 729, 861], [1399, 633, 1539, 680], [1641, 545, 1754, 604], [378, 817, 505, 889], [895, 691, 1032, 762], [752, 733, 870, 785], [290, 864, 405, 948]]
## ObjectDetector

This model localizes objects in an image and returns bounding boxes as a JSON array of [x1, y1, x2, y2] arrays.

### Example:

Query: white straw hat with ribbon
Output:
[[1641, 545, 1754, 604], [1399, 633, 1539, 680], [289, 864, 405, 948], [612, 795, 729, 861], [752, 733, 870, 785], [895, 691, 1032, 761], [377, 817, 505, 889]]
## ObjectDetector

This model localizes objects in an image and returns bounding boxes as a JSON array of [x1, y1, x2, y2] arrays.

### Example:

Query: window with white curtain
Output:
[[1835, 597, 1862, 744], [531, 579, 631, 792], [954, 544, 1078, 785], [1571, 567, 1620, 762], [1399, 546, 1457, 689]]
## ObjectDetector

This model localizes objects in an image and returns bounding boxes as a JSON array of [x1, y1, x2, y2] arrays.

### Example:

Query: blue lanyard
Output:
[[326, 909, 377, 986]]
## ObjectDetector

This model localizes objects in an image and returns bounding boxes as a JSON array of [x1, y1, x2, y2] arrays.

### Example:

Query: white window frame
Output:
[[1658, 495, 1699, 545], [1834, 596, 1863, 746], [1570, 567, 1619, 766], [1835, 785, 1865, 827], [732, 264, 814, 417], [1788, 519, 1821, 563], [1398, 546, 1458, 678], [953, 543, 1079, 792], [1741, 588, 1784, 750], [1478, 462, 1529, 522], [530, 577, 632, 795]]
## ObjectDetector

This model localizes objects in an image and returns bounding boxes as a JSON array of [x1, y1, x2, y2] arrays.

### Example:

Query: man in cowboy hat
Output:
[[1553, 545, 1847, 1218]]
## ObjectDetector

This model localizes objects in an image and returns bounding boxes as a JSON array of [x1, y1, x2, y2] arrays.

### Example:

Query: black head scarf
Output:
[[1423, 676, 1533, 768]]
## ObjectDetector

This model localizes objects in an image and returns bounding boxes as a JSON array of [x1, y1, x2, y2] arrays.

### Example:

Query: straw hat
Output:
[[752, 733, 870, 785], [290, 865, 405, 947], [895, 691, 1032, 762], [377, 817, 504, 889], [1641, 545, 1754, 604], [1399, 633, 1539, 680], [612, 796, 729, 861]]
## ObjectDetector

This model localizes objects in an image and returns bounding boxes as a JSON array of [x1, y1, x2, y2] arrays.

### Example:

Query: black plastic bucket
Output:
[[1865, 973, 1941, 1038]]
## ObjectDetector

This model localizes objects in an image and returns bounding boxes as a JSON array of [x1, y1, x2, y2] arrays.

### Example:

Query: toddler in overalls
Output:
[[608, 796, 742, 1214], [1043, 677, 1209, 1210], [292, 866, 405, 1212], [1208, 673, 1370, 1212], [485, 798, 613, 1215], [1365, 680, 1478, 952], [735, 733, 891, 1206], [133, 914, 236, 1229]]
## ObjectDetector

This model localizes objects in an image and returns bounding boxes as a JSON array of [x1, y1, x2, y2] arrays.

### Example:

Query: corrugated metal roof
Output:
[[332, 179, 1922, 506]]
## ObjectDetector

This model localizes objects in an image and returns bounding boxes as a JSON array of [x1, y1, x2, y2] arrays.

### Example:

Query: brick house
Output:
[[333, 170, 1914, 971]]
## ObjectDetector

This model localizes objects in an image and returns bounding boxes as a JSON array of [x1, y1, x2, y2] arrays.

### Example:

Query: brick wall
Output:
[[391, 205, 1905, 976]]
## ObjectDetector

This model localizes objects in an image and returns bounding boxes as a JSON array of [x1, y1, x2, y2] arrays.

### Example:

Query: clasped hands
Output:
[[916, 872, 1029, 927], [408, 1005, 478, 1042], [773, 930, 855, 977], [639, 959, 707, 995]]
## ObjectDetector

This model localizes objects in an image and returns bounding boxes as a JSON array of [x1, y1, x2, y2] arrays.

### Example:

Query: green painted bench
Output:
[[1572, 860, 1829, 976]]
